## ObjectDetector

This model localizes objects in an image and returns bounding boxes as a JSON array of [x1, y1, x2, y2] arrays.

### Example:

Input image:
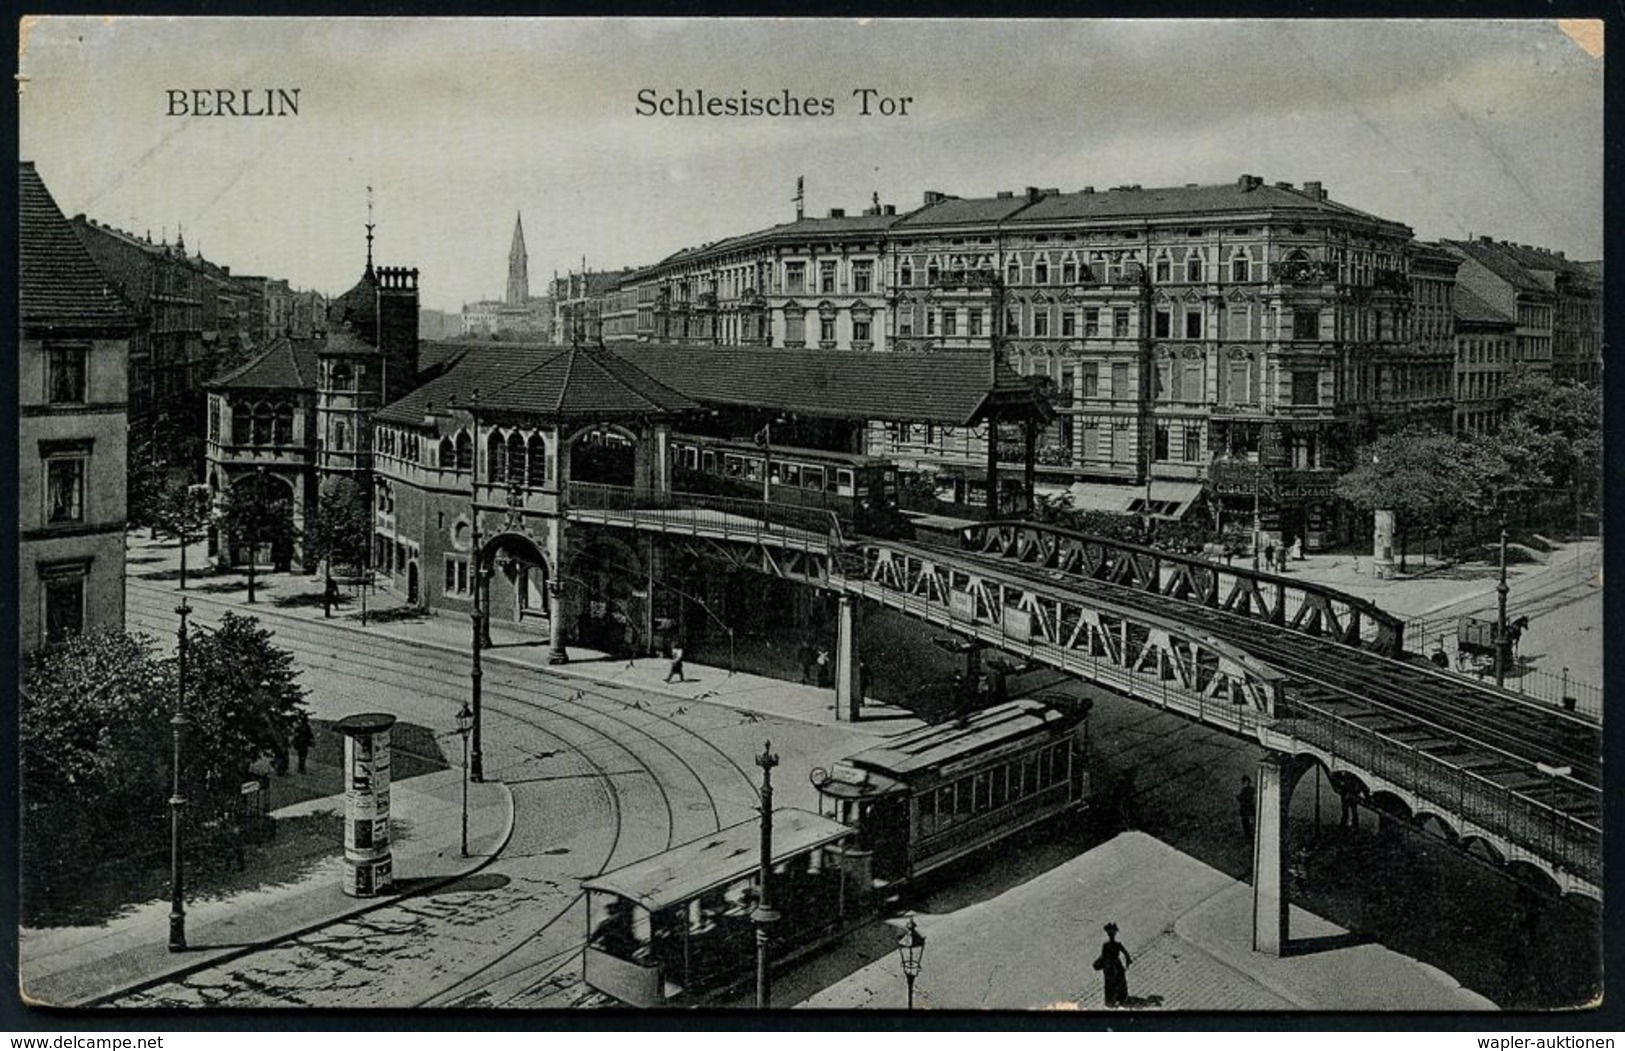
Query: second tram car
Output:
[[668, 434, 910, 538], [811, 698, 1092, 885], [582, 808, 865, 1006]]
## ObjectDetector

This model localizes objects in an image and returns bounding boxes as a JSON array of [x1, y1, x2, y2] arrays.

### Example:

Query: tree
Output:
[[149, 478, 214, 589], [20, 620, 308, 916], [217, 475, 301, 604], [1492, 371, 1602, 527], [183, 612, 308, 785], [304, 476, 372, 616], [1336, 426, 1496, 569]]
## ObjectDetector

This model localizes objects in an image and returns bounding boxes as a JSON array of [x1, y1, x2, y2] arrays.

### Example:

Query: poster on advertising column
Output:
[[334, 712, 396, 897]]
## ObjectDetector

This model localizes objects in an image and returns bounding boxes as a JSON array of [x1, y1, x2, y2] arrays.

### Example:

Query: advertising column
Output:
[[334, 712, 397, 897]]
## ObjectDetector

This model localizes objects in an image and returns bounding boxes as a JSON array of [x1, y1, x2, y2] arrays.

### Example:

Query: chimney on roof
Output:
[[1557, 250, 1566, 260], [1082, 186, 1095, 194], [1275, 181, 1294, 190], [1043, 188, 1059, 196], [1025, 186, 1043, 203], [923, 190, 947, 205], [1238, 174, 1262, 191], [883, 204, 896, 215], [1303, 180, 1325, 201], [1480, 235, 1493, 244], [828, 208, 845, 218], [996, 191, 1014, 199]]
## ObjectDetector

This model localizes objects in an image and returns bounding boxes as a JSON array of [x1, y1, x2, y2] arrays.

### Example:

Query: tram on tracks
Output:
[[582, 808, 867, 1007], [668, 433, 911, 538], [811, 698, 1093, 885]]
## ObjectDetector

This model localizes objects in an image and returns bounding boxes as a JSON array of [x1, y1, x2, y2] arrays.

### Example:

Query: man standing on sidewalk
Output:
[[1237, 775, 1256, 841], [665, 643, 685, 684]]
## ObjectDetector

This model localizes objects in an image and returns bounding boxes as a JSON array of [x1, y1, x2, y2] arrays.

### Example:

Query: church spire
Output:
[[506, 211, 529, 307], [365, 185, 376, 280]]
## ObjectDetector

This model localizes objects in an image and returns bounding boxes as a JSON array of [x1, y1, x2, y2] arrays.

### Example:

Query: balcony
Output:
[[1273, 260, 1339, 285]]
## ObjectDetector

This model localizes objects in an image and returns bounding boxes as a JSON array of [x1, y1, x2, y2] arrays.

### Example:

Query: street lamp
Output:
[[753, 740, 780, 1009], [168, 598, 193, 952], [1494, 521, 1510, 687], [455, 702, 473, 857], [896, 915, 926, 1009], [463, 390, 486, 783]]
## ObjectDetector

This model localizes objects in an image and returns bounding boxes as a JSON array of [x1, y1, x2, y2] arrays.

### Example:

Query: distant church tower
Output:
[[506, 212, 529, 307]]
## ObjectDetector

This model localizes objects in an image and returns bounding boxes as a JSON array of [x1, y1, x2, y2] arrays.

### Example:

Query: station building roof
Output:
[[207, 336, 321, 391], [612, 343, 1052, 426], [582, 809, 851, 912], [20, 162, 136, 334], [375, 340, 701, 427]]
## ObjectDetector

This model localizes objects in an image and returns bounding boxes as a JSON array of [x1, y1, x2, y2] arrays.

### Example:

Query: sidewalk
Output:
[[126, 534, 922, 738], [19, 768, 514, 1008], [1275, 537, 1601, 621], [798, 831, 1493, 1011]]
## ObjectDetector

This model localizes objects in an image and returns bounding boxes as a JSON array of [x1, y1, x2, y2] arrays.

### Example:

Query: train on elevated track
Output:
[[668, 433, 913, 539]]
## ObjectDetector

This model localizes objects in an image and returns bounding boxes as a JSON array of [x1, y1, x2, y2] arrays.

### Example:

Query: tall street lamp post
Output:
[[753, 741, 780, 1009], [897, 916, 926, 1009], [455, 702, 474, 857], [1494, 522, 1510, 687], [168, 598, 193, 952], [466, 391, 486, 783]]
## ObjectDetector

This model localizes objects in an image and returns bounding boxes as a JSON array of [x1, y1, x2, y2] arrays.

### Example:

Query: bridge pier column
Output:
[[835, 594, 861, 721], [1252, 753, 1308, 956], [547, 521, 570, 665]]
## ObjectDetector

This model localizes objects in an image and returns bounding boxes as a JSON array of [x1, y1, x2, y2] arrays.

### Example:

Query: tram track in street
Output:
[[122, 583, 763, 1010]]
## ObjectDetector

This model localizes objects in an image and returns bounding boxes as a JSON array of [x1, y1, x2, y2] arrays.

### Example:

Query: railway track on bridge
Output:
[[905, 539, 1602, 823]]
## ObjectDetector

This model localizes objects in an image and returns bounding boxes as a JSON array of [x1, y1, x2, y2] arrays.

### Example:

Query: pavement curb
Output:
[[136, 578, 907, 737], [68, 778, 518, 1009]]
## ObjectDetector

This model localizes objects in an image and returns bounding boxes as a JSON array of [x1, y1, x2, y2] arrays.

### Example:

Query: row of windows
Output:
[[781, 259, 875, 295], [916, 741, 1072, 840]]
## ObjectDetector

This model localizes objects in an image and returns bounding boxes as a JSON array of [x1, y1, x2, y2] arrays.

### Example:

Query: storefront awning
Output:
[[1067, 480, 1204, 520]]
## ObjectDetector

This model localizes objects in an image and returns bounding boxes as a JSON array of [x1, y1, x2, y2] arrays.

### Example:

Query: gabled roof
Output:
[[20, 162, 136, 333], [208, 337, 320, 390], [1452, 286, 1515, 328], [1439, 240, 1549, 294], [896, 180, 1403, 231], [842, 699, 1082, 779], [611, 344, 1048, 426], [376, 341, 701, 426]]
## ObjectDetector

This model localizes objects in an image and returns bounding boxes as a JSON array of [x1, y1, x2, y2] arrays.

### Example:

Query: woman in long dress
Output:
[[1097, 922, 1132, 1007]]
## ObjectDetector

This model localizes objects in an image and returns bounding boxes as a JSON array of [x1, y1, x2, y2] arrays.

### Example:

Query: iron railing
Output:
[[1273, 694, 1601, 887], [565, 482, 844, 550]]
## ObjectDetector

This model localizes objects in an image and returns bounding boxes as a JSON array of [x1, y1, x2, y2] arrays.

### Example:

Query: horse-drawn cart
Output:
[[1454, 614, 1527, 675]]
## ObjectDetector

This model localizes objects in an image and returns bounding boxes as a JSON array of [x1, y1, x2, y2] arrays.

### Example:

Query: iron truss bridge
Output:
[[564, 489, 1601, 899]]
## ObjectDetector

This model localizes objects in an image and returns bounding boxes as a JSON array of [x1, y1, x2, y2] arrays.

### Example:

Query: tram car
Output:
[[668, 434, 911, 538], [811, 697, 1092, 886], [582, 808, 868, 1007]]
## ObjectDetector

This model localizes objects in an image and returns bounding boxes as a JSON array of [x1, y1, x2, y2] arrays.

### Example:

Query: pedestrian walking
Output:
[[1276, 543, 1289, 573], [1263, 542, 1276, 569], [1093, 922, 1133, 1007], [1289, 537, 1304, 562], [665, 644, 686, 683], [1237, 775, 1256, 840], [798, 640, 816, 685], [293, 712, 315, 774], [815, 645, 831, 687]]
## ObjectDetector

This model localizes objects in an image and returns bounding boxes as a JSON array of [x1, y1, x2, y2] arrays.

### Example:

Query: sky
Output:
[[18, 18, 1605, 314]]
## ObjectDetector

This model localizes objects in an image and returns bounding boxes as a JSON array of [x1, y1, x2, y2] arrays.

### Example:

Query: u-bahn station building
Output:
[[205, 249, 1048, 660]]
